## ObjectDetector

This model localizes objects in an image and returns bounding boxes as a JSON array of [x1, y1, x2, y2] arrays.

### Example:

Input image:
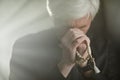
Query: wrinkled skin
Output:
[[58, 14, 92, 78]]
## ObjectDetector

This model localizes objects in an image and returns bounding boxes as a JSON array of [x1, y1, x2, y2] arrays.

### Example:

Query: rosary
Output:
[[75, 41, 100, 74]]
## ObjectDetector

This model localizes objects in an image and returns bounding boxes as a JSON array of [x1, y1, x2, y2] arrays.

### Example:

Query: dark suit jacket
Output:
[[9, 28, 120, 80]]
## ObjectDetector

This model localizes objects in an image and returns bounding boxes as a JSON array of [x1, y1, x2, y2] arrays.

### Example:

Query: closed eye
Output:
[[79, 25, 86, 29]]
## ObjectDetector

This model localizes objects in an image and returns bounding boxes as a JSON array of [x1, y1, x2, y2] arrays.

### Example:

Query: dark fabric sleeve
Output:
[[47, 65, 66, 80], [90, 73, 109, 80], [76, 66, 109, 80], [87, 71, 119, 80], [43, 65, 84, 80], [81, 43, 120, 80]]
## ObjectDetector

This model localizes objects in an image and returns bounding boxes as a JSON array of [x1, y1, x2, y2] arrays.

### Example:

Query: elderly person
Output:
[[47, 0, 119, 80], [10, 0, 120, 80]]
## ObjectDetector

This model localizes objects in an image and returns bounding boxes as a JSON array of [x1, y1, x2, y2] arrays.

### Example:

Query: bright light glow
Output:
[[0, 0, 53, 80], [46, 0, 52, 16]]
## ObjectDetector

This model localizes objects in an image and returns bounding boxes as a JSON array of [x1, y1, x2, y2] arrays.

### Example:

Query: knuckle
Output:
[[84, 36, 90, 43]]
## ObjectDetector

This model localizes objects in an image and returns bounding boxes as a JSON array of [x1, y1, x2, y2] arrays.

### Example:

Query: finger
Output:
[[72, 36, 87, 52], [72, 36, 90, 55], [77, 43, 87, 55], [72, 35, 90, 48], [82, 51, 89, 60], [83, 35, 90, 45], [71, 28, 90, 44], [69, 28, 85, 42], [61, 28, 85, 46]]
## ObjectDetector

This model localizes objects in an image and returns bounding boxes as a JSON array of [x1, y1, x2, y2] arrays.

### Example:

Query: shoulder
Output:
[[13, 29, 57, 49]]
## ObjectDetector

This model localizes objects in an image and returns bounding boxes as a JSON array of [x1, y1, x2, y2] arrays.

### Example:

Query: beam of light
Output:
[[0, 0, 53, 80], [46, 0, 52, 16]]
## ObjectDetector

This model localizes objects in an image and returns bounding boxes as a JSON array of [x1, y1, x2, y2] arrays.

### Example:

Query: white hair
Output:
[[47, 0, 100, 21]]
